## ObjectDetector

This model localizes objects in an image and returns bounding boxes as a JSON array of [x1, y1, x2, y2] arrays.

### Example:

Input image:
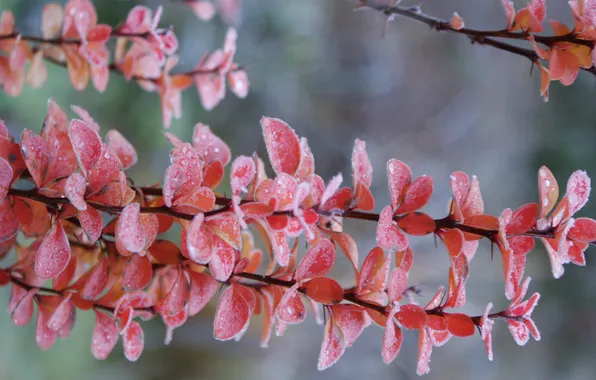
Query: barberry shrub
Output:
[[0, 0, 595, 376]]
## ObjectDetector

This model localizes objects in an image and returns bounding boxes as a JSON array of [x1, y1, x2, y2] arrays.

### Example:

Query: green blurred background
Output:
[[1, 0, 596, 379]]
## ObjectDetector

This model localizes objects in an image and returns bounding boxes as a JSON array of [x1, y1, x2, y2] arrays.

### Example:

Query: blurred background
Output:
[[1, 0, 596, 379]]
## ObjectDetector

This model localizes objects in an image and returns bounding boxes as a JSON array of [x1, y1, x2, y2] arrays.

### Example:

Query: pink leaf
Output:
[[35, 222, 71, 280], [566, 170, 591, 216], [116, 203, 145, 253], [387, 159, 412, 210], [47, 294, 75, 335], [20, 129, 49, 188], [351, 139, 372, 188], [331, 304, 371, 347], [395, 175, 433, 214], [295, 239, 335, 282], [317, 316, 345, 371], [209, 236, 236, 282], [79, 206, 102, 243], [122, 321, 144, 362], [277, 285, 306, 324], [261, 117, 301, 176], [213, 284, 251, 341], [388, 267, 408, 303], [91, 310, 119, 360], [65, 172, 87, 211], [86, 144, 122, 193], [416, 328, 433, 376], [186, 213, 213, 264], [35, 305, 57, 350], [568, 217, 596, 241], [507, 319, 530, 346], [165, 270, 190, 316], [122, 254, 153, 292], [105, 130, 137, 170], [320, 174, 343, 207], [11, 287, 37, 326], [230, 155, 256, 195], [382, 309, 403, 364], [68, 119, 102, 177], [356, 246, 389, 295], [538, 166, 559, 218], [376, 206, 408, 251], [192, 123, 231, 166], [0, 157, 12, 202], [188, 271, 218, 316], [480, 302, 494, 361], [295, 137, 315, 180]]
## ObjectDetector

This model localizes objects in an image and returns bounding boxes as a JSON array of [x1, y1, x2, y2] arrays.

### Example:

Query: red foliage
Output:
[[2, 0, 596, 377]]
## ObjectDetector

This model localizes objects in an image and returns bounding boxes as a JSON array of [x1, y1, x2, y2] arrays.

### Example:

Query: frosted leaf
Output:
[[395, 304, 428, 330], [105, 130, 137, 170], [565, 170, 591, 216], [568, 217, 596, 241], [11, 287, 37, 326], [230, 155, 255, 195], [209, 236, 236, 282], [538, 166, 559, 218], [386, 159, 412, 210], [395, 175, 433, 214], [122, 321, 144, 362], [320, 174, 343, 207], [0, 157, 12, 202], [416, 328, 433, 376], [376, 206, 408, 251], [331, 304, 371, 347], [261, 117, 301, 176], [295, 137, 315, 180], [351, 139, 373, 188], [35, 222, 71, 280], [20, 129, 49, 188], [480, 302, 494, 361], [35, 306, 57, 350], [122, 254, 153, 292], [116, 203, 145, 253], [507, 319, 530, 346], [462, 175, 483, 218], [423, 286, 445, 310], [188, 271, 218, 316], [192, 123, 231, 166], [213, 285, 251, 341], [186, 213, 213, 264], [302, 277, 343, 304], [382, 308, 403, 364], [47, 294, 75, 335], [387, 268, 408, 303], [356, 246, 389, 294], [65, 173, 87, 211], [277, 284, 306, 324], [86, 144, 123, 193], [295, 239, 335, 282], [79, 206, 102, 243], [68, 119, 102, 176], [317, 316, 345, 371], [206, 212, 241, 250], [165, 270, 190, 316], [540, 238, 564, 278], [227, 68, 249, 99], [81, 257, 109, 300]]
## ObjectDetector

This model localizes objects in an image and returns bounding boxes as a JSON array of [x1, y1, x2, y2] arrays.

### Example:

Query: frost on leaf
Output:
[[192, 123, 231, 166], [277, 285, 306, 324], [0, 157, 13, 202], [480, 302, 494, 361], [35, 221, 71, 280], [317, 315, 345, 371], [351, 139, 373, 188], [105, 130, 137, 170], [188, 271, 218, 316], [565, 170, 590, 216], [416, 328, 433, 376], [65, 172, 87, 211], [387, 159, 412, 210], [230, 155, 255, 195], [68, 119, 102, 177], [122, 321, 144, 362], [116, 203, 146, 253], [261, 117, 301, 176], [214, 284, 251, 341], [394, 175, 433, 215], [122, 254, 153, 292], [295, 238, 335, 282], [376, 206, 408, 251], [382, 308, 403, 364], [395, 304, 428, 330], [331, 304, 371, 347], [538, 166, 559, 219]]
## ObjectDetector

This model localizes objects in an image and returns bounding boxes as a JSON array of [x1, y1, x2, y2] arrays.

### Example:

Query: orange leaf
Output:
[[302, 277, 344, 304], [397, 212, 436, 235], [446, 313, 475, 337]]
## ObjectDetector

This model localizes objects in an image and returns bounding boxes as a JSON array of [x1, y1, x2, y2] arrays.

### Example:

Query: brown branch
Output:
[[364, 2, 596, 76]]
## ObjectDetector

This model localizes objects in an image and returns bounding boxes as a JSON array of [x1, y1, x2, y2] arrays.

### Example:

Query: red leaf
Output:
[[507, 319, 530, 346], [116, 203, 145, 253], [186, 213, 213, 264], [395, 175, 433, 214], [209, 236, 236, 282], [568, 217, 596, 242], [20, 129, 49, 188], [331, 304, 371, 347], [329, 232, 358, 281], [79, 206, 102, 243], [317, 316, 345, 371], [86, 144, 122, 193], [202, 160, 224, 188], [11, 287, 37, 326], [277, 285, 306, 324], [192, 123, 231, 166], [351, 139, 372, 188], [566, 170, 591, 215], [382, 310, 403, 364], [47, 294, 75, 335], [445, 313, 475, 337], [105, 130, 137, 170], [387, 159, 412, 210], [36, 305, 57, 350], [122, 321, 144, 362], [416, 328, 433, 376], [376, 206, 408, 251], [261, 117, 301, 176], [149, 240, 183, 265], [506, 203, 538, 235], [295, 238, 335, 282], [538, 166, 559, 218], [387, 267, 408, 303], [65, 172, 87, 211], [35, 222, 71, 280], [213, 284, 251, 341], [302, 277, 343, 304], [357, 246, 389, 294], [231, 155, 256, 195], [397, 212, 436, 236], [188, 271, 218, 316], [0, 157, 13, 202], [53, 256, 76, 291], [165, 270, 190, 316], [239, 202, 274, 218], [206, 212, 241, 250], [0, 199, 18, 242], [122, 254, 152, 291], [68, 119, 102, 177], [395, 304, 428, 330], [13, 198, 50, 238], [295, 137, 315, 180], [81, 256, 109, 300]]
